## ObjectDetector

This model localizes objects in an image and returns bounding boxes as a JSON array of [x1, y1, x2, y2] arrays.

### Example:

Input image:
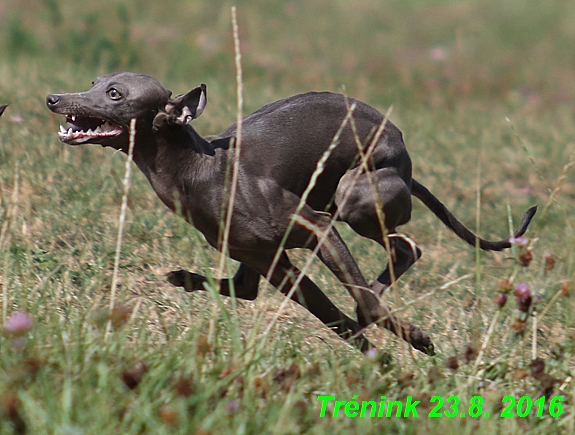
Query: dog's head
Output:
[[46, 72, 207, 150]]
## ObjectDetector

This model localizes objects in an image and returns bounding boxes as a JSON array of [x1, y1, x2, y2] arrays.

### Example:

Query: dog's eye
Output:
[[107, 88, 122, 100]]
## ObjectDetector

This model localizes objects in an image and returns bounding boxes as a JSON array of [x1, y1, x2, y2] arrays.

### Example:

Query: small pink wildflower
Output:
[[226, 400, 240, 414], [3, 311, 33, 335], [509, 236, 528, 246], [514, 282, 531, 298], [514, 282, 530, 298], [429, 47, 448, 62], [366, 347, 378, 360]]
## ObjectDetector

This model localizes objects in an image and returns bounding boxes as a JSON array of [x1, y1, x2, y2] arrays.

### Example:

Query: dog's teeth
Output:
[[59, 125, 66, 133], [71, 115, 76, 122], [94, 126, 102, 134], [68, 128, 73, 135]]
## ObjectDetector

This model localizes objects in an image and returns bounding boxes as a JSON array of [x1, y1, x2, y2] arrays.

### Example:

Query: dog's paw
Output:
[[357, 305, 435, 356], [407, 325, 435, 356], [166, 270, 204, 292]]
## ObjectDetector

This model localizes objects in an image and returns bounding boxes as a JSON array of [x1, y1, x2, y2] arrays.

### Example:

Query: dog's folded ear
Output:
[[153, 85, 207, 131], [177, 84, 207, 122]]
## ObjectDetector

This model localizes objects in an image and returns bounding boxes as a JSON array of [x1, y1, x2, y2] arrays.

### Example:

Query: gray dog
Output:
[[47, 72, 536, 355]]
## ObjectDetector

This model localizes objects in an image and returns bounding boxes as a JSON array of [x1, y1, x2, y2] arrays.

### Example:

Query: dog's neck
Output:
[[129, 124, 228, 217]]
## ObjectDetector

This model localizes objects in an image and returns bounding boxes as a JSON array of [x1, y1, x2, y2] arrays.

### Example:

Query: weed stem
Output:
[[106, 118, 136, 338]]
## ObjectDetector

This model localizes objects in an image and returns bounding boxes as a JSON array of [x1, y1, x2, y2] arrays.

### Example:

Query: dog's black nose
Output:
[[46, 94, 60, 107]]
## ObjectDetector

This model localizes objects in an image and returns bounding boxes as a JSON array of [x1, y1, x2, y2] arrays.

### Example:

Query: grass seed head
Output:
[[110, 304, 131, 328], [273, 363, 301, 392], [494, 293, 508, 308], [518, 247, 533, 267], [560, 280, 572, 297], [537, 373, 558, 396], [121, 360, 148, 390], [529, 358, 558, 396], [0, 392, 26, 435], [510, 237, 533, 267], [530, 358, 546, 378], [196, 334, 211, 356], [463, 344, 478, 364], [158, 403, 180, 426], [252, 376, 270, 399], [174, 376, 195, 398], [497, 279, 513, 294], [543, 251, 556, 274], [445, 355, 459, 370], [514, 282, 533, 312]]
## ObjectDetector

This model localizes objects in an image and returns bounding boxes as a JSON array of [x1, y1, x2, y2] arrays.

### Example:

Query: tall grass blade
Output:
[[106, 118, 136, 337]]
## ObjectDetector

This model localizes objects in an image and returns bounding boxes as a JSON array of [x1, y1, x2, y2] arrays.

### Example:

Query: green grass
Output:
[[1, 0, 575, 433]]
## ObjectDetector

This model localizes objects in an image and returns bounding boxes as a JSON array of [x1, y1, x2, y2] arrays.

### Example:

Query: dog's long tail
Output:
[[411, 179, 537, 251]]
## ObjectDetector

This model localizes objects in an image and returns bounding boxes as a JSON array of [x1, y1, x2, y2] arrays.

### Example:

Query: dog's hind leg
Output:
[[166, 263, 260, 300], [293, 205, 433, 354], [370, 234, 421, 296], [336, 169, 421, 295], [332, 169, 433, 353]]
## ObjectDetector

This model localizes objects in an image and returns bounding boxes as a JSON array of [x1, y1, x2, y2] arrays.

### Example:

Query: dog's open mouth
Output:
[[58, 114, 123, 145]]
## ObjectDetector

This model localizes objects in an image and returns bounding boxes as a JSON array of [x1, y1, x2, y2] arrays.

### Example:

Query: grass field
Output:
[[1, 0, 575, 433]]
